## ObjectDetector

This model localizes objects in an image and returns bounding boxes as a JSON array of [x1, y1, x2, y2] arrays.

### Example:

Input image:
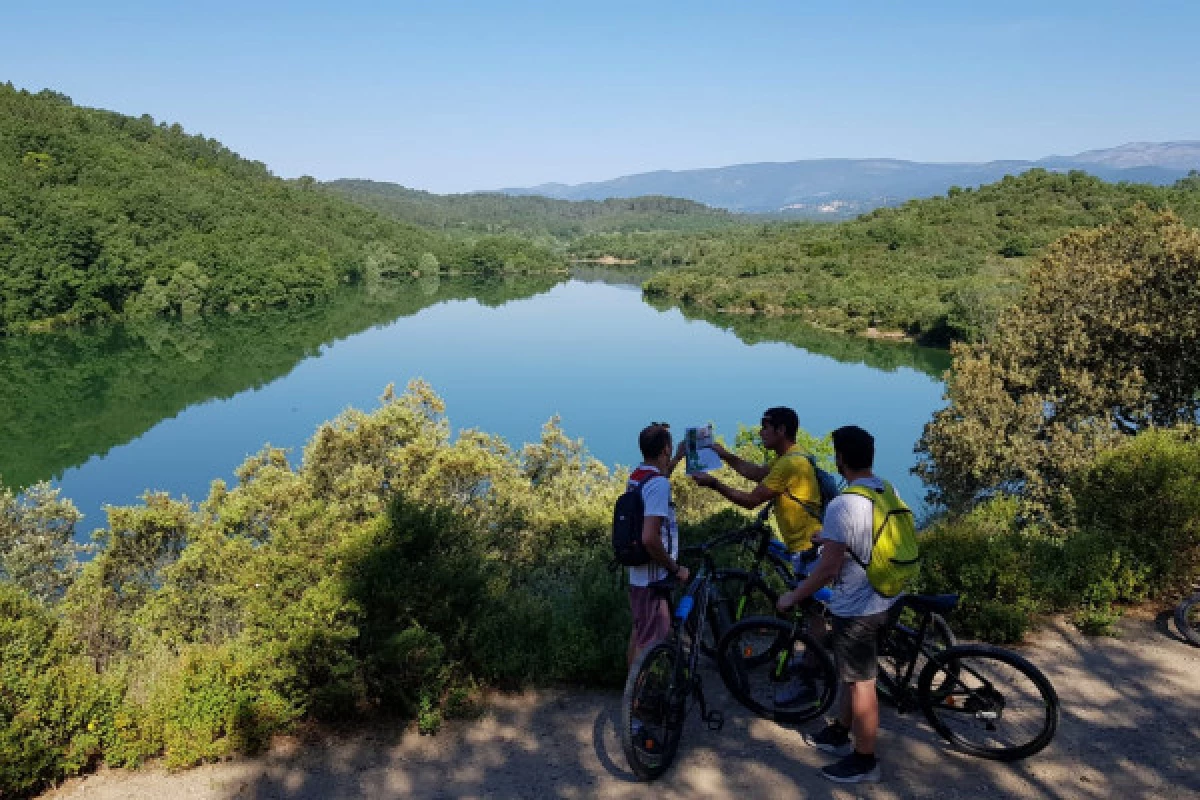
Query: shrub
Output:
[[1071, 426, 1200, 597], [0, 583, 115, 794], [917, 499, 1040, 643]]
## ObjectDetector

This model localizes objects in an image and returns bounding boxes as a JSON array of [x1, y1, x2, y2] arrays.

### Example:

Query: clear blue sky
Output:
[[3, 1, 1197, 193]]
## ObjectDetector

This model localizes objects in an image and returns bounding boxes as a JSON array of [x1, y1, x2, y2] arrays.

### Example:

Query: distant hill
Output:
[[0, 85, 557, 334], [581, 169, 1200, 343], [321, 179, 744, 239], [498, 143, 1200, 215]]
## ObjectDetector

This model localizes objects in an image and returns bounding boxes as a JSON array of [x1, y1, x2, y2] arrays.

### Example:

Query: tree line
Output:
[[0, 86, 562, 334], [571, 169, 1200, 343]]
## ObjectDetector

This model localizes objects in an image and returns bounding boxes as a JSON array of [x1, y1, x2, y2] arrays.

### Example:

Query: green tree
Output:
[[916, 208, 1200, 519], [0, 481, 85, 601]]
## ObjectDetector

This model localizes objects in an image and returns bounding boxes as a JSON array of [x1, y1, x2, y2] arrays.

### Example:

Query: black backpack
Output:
[[612, 474, 656, 567]]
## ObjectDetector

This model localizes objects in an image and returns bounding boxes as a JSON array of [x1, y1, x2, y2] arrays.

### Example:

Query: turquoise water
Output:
[[0, 274, 950, 535]]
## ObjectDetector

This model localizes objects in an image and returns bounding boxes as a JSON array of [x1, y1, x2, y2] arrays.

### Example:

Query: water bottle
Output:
[[675, 594, 694, 622], [813, 586, 833, 603]]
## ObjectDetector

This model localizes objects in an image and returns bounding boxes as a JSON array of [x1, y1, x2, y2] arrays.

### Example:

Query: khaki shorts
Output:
[[831, 610, 890, 683], [629, 585, 671, 651]]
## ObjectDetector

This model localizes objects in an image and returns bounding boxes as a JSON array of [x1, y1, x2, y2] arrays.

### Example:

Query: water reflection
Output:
[[0, 275, 560, 490], [1, 275, 948, 531], [643, 297, 952, 379]]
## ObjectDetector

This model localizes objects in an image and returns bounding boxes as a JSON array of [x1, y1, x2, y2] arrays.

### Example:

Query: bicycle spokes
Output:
[[921, 647, 1058, 761]]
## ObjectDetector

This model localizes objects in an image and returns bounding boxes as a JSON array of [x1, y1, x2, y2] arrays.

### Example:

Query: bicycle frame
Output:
[[663, 539, 735, 732], [878, 600, 956, 712]]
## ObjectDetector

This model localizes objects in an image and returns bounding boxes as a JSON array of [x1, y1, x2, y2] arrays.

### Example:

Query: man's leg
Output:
[[809, 612, 885, 783], [847, 679, 878, 755]]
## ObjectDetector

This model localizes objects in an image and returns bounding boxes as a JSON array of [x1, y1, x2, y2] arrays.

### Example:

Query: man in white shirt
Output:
[[776, 425, 897, 784], [626, 423, 689, 668]]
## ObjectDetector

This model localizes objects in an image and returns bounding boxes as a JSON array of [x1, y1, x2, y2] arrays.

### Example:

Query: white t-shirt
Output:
[[627, 467, 678, 588], [822, 476, 899, 618]]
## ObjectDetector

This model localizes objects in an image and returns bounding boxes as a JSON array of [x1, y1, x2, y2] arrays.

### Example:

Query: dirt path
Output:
[[42, 614, 1200, 799]]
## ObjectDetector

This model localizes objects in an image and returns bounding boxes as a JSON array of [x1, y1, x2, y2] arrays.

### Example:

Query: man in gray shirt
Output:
[[777, 425, 896, 784]]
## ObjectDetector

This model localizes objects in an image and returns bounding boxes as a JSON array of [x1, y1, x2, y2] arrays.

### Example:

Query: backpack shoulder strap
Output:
[[838, 484, 883, 570], [777, 451, 823, 520]]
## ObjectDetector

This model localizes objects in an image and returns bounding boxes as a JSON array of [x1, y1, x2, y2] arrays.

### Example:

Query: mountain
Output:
[[498, 143, 1200, 215]]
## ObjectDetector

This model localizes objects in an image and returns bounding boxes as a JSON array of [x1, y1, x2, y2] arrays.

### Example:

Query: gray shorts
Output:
[[831, 610, 890, 683]]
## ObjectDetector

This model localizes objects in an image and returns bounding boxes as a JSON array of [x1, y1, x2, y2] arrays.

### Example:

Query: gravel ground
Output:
[[40, 613, 1200, 800]]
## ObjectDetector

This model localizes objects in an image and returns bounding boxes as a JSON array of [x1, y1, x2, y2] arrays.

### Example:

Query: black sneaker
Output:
[[802, 722, 854, 756], [820, 752, 882, 784]]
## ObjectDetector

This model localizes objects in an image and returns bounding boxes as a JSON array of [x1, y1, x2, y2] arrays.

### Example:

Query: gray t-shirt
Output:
[[822, 476, 898, 618]]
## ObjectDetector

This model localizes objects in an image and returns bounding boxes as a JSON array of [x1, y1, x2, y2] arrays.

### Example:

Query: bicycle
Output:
[[1176, 590, 1200, 647], [698, 506, 957, 698], [696, 506, 807, 658], [717, 593, 1059, 762], [620, 531, 737, 781]]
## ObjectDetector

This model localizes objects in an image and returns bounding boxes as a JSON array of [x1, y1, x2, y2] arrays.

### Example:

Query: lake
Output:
[[0, 271, 951, 537]]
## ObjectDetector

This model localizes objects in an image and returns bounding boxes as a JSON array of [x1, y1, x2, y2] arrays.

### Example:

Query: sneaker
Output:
[[803, 722, 854, 756], [820, 752, 881, 784], [773, 675, 818, 707]]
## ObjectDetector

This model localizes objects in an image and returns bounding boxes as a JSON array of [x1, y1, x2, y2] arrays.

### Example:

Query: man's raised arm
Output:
[[712, 441, 769, 482]]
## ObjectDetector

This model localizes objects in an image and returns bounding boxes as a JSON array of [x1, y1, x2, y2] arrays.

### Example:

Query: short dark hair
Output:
[[639, 423, 672, 461], [832, 425, 874, 470], [761, 407, 799, 441]]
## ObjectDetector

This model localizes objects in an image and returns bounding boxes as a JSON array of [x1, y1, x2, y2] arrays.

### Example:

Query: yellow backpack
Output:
[[842, 481, 920, 597]]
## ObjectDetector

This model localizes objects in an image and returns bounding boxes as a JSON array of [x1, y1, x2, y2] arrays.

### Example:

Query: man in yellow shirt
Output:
[[691, 406, 823, 558], [692, 406, 826, 708]]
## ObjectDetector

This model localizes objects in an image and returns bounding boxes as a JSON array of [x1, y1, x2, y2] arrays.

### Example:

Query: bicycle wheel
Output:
[[877, 612, 955, 705], [622, 640, 685, 780], [716, 615, 837, 724], [700, 569, 778, 659], [918, 644, 1058, 762], [1174, 593, 1200, 647]]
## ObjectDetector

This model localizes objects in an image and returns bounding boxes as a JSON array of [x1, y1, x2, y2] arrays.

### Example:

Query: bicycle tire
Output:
[[700, 569, 779, 659], [877, 612, 955, 705], [918, 644, 1058, 762], [621, 640, 685, 780], [716, 615, 837, 724], [1174, 593, 1200, 647]]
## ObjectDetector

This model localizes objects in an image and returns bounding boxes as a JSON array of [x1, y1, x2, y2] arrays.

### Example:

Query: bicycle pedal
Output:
[[705, 711, 724, 731]]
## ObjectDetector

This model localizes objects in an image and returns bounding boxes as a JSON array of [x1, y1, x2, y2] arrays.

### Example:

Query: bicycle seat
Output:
[[898, 594, 959, 616]]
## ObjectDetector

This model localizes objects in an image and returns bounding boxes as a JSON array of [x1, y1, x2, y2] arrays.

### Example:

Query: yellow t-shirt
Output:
[[762, 445, 822, 553]]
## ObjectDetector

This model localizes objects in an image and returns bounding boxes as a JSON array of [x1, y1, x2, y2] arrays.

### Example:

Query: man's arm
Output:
[[712, 442, 769, 482], [641, 515, 689, 583], [691, 472, 778, 510], [777, 540, 846, 611], [666, 441, 686, 476]]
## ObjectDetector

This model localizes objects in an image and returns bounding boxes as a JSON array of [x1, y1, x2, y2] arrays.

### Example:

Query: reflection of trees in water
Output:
[[0, 276, 562, 490], [645, 297, 952, 378]]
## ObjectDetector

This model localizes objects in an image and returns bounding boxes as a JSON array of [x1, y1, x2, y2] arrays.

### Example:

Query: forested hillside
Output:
[[322, 179, 744, 240], [0, 86, 559, 334], [576, 169, 1200, 342]]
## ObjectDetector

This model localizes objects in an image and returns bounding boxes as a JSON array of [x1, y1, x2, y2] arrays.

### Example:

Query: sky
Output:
[[2, 1, 1198, 193]]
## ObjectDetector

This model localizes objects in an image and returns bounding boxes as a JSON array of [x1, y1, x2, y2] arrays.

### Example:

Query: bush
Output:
[[0, 583, 115, 795], [917, 499, 1040, 643], [1071, 426, 1200, 597]]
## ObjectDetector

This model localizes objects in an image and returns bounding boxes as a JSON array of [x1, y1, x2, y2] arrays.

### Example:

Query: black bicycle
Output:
[[620, 532, 736, 781], [717, 593, 1059, 762], [699, 506, 957, 702], [1176, 590, 1200, 647], [697, 506, 806, 658]]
